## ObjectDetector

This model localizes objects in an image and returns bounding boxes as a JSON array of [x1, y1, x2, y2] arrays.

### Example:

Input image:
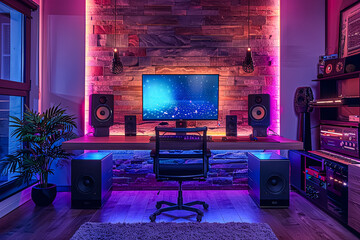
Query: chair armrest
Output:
[[206, 149, 212, 158], [150, 149, 156, 158]]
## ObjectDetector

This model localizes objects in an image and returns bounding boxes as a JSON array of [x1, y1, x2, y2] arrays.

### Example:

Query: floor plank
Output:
[[0, 190, 358, 240]]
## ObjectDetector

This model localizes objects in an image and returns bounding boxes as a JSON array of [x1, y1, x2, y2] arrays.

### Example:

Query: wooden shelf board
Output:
[[313, 71, 360, 81], [320, 120, 360, 127]]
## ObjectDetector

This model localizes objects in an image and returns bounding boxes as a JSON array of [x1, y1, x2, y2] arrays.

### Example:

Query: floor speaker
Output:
[[294, 87, 313, 151], [125, 115, 136, 136], [248, 152, 289, 208], [71, 152, 113, 209], [248, 94, 270, 137], [90, 94, 114, 137], [226, 115, 237, 136], [294, 87, 313, 114]]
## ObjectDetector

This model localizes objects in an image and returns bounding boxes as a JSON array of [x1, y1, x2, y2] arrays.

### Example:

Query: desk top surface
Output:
[[62, 135, 303, 150]]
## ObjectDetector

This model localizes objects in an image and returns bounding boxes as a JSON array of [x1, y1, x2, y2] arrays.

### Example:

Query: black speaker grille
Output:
[[226, 115, 237, 136], [266, 175, 285, 194], [77, 176, 96, 194], [125, 115, 137, 136], [294, 87, 313, 113]]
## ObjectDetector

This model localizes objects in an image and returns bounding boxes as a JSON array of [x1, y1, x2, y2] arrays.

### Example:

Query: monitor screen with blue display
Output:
[[142, 74, 219, 120]]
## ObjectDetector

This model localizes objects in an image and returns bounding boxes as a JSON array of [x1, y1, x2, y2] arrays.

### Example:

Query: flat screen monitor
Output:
[[142, 74, 219, 121]]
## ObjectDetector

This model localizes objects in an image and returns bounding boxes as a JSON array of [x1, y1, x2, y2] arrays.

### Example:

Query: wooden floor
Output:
[[0, 190, 358, 240]]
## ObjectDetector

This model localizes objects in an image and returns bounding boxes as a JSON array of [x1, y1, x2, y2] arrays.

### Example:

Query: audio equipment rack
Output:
[[289, 64, 360, 232]]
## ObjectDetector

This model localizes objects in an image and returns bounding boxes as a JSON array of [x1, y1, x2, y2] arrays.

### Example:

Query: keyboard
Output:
[[310, 150, 360, 165], [149, 135, 212, 142]]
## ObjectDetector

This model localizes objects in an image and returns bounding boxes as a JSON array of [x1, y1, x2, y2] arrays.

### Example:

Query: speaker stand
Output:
[[298, 112, 311, 151], [94, 127, 109, 137], [252, 127, 268, 138]]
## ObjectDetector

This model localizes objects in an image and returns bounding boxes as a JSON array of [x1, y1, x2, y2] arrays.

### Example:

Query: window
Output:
[[0, 2, 24, 82], [0, 0, 37, 200], [0, 95, 23, 186]]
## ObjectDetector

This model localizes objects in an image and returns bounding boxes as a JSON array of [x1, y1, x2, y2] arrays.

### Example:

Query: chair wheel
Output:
[[196, 215, 202, 222], [150, 214, 156, 222], [203, 203, 209, 210], [156, 203, 162, 209]]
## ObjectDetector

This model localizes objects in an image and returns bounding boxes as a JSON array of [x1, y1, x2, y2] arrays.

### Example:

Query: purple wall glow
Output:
[[40, 0, 85, 134], [280, 0, 325, 146], [39, 0, 85, 188]]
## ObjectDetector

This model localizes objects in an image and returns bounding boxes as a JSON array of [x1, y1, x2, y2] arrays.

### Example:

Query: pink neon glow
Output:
[[84, 0, 90, 135], [38, 0, 43, 112], [275, 0, 280, 135], [84, 1, 280, 136]]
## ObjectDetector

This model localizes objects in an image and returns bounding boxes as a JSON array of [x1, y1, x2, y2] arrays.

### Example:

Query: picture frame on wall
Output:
[[339, 1, 360, 58]]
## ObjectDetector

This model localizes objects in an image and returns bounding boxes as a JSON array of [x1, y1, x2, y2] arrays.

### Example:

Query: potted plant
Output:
[[0, 105, 77, 206]]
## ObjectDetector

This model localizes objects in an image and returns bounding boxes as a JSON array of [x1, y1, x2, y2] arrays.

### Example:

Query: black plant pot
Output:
[[31, 183, 57, 206]]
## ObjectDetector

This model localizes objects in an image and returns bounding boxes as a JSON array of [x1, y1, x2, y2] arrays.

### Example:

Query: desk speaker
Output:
[[125, 115, 136, 136], [248, 94, 270, 137], [226, 115, 237, 136], [71, 152, 113, 209], [90, 94, 114, 137]]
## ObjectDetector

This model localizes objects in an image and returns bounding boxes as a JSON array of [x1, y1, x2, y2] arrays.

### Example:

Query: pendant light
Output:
[[111, 0, 123, 74], [242, 0, 254, 73]]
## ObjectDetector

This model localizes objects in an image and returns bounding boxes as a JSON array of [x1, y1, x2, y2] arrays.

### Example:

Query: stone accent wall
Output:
[[86, 0, 280, 135]]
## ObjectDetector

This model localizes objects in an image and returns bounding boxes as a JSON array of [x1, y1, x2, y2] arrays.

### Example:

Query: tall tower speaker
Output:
[[125, 115, 136, 136], [71, 152, 113, 209], [248, 94, 270, 137], [294, 87, 313, 151], [90, 94, 114, 137], [248, 152, 289, 208], [226, 115, 237, 136]]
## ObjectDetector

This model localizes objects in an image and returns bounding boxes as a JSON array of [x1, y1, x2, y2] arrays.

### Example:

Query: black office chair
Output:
[[149, 127, 211, 222]]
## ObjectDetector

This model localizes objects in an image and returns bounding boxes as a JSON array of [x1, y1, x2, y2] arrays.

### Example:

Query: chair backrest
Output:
[[153, 127, 209, 179], [155, 127, 207, 151]]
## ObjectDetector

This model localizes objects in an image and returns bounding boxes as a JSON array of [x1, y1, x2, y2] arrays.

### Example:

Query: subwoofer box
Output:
[[248, 152, 289, 208], [71, 152, 113, 209]]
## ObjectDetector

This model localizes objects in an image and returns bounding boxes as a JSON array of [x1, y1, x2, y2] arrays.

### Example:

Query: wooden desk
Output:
[[62, 135, 303, 151]]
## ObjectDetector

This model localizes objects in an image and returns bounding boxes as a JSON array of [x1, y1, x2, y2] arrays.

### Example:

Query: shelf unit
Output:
[[320, 120, 359, 127], [312, 71, 360, 123], [289, 70, 360, 231], [289, 150, 323, 194], [312, 71, 360, 82]]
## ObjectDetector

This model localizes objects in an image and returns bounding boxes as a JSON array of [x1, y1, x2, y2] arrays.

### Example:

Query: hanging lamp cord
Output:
[[114, 0, 116, 50], [247, 0, 250, 48]]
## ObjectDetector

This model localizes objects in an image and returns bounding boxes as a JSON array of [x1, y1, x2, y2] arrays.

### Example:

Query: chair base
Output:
[[149, 182, 209, 222]]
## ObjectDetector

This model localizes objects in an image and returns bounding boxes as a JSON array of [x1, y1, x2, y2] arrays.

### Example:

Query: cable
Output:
[[114, 0, 116, 49], [247, 0, 250, 48], [268, 129, 279, 136]]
